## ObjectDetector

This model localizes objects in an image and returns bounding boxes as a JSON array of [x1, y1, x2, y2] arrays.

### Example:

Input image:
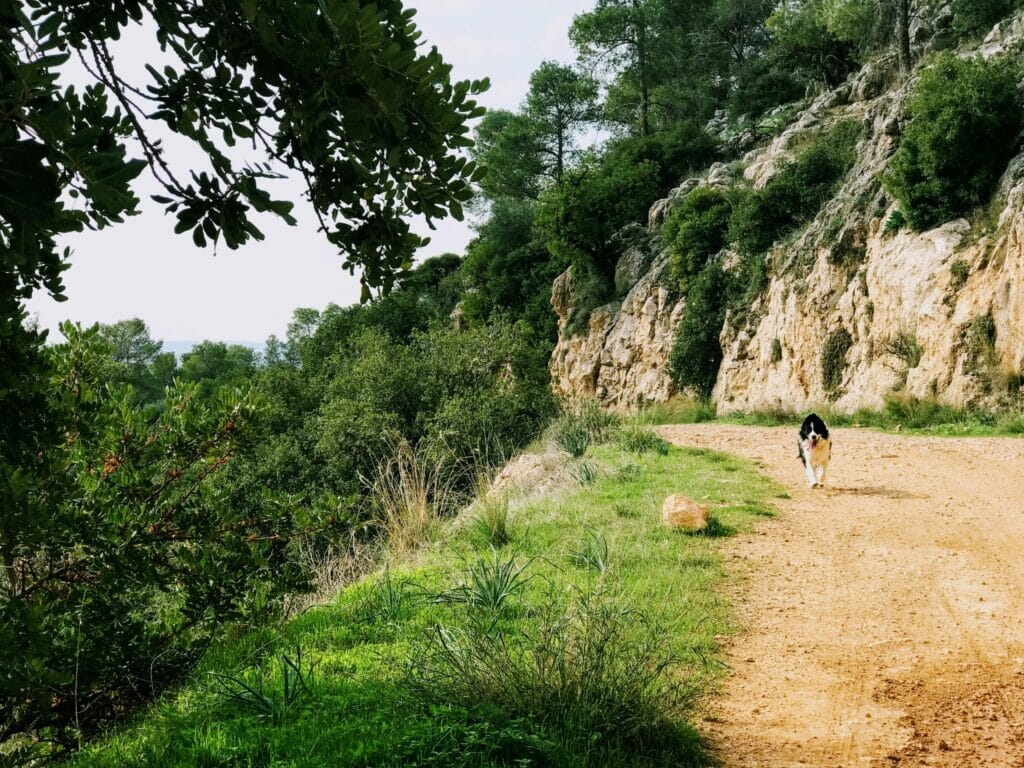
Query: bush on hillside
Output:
[[403, 588, 697, 762], [662, 187, 733, 293], [953, 0, 1024, 38], [1, 325, 311, 752], [767, 1, 861, 87], [729, 57, 807, 118], [535, 124, 719, 285], [668, 262, 734, 399], [459, 199, 565, 343], [882, 54, 1021, 231], [821, 327, 853, 393], [729, 119, 861, 256]]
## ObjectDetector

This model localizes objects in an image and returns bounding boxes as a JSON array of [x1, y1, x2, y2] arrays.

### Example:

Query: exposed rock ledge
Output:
[[549, 256, 685, 412]]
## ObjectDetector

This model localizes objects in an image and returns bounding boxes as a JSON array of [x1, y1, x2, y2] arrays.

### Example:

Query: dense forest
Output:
[[3, 0, 1023, 763]]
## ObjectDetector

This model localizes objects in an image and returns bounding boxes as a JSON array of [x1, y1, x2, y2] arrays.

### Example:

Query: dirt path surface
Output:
[[660, 424, 1024, 768]]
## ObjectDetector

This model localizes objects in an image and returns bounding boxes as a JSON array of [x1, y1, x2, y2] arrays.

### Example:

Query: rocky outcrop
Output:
[[549, 257, 685, 411], [550, 14, 1024, 414]]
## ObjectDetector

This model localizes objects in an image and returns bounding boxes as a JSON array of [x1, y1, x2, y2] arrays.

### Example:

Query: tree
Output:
[[705, 0, 775, 66], [179, 341, 258, 399], [818, 0, 947, 73], [1, 8, 491, 712], [471, 110, 545, 201], [97, 318, 162, 367], [525, 62, 599, 185], [460, 198, 566, 342], [571, 0, 657, 136], [0, 0, 489, 564], [768, 1, 859, 88], [97, 319, 180, 407], [2, 1, 487, 310]]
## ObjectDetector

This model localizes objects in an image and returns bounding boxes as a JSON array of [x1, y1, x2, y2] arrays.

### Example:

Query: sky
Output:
[[26, 0, 595, 343]]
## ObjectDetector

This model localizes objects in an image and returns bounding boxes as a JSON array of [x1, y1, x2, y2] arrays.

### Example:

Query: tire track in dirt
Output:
[[660, 424, 1024, 767]]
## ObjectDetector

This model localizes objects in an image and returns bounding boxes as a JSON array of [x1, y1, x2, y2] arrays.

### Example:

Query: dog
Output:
[[798, 413, 831, 488]]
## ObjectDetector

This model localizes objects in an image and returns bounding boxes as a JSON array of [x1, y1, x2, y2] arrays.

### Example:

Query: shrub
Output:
[[662, 187, 732, 293], [361, 569, 424, 623], [882, 54, 1021, 231], [554, 422, 590, 457], [729, 120, 861, 256], [821, 327, 854, 393], [208, 647, 316, 725], [729, 57, 807, 118], [571, 458, 599, 486], [953, 0, 1023, 38], [882, 393, 991, 429], [470, 497, 514, 549], [364, 438, 459, 554], [669, 262, 733, 399], [618, 425, 671, 455], [1, 325, 311, 752], [535, 125, 719, 285], [883, 209, 906, 235], [438, 550, 533, 616], [458, 199, 566, 343], [639, 397, 717, 425], [962, 312, 1001, 391], [568, 530, 610, 573], [550, 400, 619, 456], [770, 338, 783, 363], [767, 1, 861, 87], [403, 589, 697, 760], [882, 330, 923, 370], [950, 258, 971, 288]]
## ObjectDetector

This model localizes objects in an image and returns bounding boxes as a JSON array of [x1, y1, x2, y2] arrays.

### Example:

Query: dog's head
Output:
[[799, 413, 829, 448]]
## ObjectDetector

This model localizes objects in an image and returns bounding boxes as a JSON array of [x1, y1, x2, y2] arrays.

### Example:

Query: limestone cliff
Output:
[[550, 14, 1024, 414]]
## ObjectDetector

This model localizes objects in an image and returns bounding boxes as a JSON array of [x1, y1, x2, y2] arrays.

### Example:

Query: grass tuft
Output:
[[618, 425, 671, 455], [469, 497, 514, 549], [568, 530, 610, 573], [638, 397, 717, 425], [403, 587, 703, 763]]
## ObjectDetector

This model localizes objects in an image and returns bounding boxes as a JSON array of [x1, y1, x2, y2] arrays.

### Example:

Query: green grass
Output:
[[637, 398, 717, 426], [69, 443, 781, 768], [646, 395, 1024, 437]]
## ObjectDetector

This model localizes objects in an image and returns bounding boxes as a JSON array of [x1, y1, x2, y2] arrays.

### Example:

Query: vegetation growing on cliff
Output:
[[883, 53, 1022, 230]]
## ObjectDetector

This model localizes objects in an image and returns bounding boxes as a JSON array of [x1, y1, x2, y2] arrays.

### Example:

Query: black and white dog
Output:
[[798, 413, 831, 488]]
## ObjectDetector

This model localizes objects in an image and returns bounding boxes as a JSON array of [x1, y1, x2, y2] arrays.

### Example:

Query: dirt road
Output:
[[660, 424, 1024, 767]]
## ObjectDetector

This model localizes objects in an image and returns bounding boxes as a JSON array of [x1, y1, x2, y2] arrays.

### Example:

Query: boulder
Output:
[[614, 244, 655, 296], [661, 495, 709, 532]]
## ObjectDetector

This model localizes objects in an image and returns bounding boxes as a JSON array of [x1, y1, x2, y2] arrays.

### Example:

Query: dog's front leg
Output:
[[804, 458, 818, 488], [816, 463, 827, 487]]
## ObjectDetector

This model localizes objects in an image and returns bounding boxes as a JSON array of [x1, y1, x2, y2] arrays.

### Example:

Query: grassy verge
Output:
[[69, 440, 781, 768], [642, 395, 1024, 437]]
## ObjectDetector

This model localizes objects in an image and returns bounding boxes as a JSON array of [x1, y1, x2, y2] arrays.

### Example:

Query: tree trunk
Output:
[[897, 0, 912, 74], [633, 0, 650, 137]]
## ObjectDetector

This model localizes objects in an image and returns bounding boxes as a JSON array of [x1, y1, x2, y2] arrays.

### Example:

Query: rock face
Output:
[[549, 257, 685, 411], [550, 14, 1024, 415], [661, 495, 709, 532]]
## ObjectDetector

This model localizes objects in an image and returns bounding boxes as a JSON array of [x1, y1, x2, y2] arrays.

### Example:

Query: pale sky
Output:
[[26, 1, 595, 343]]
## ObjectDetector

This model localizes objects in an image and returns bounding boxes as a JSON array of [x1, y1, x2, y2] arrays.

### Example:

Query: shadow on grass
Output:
[[675, 516, 736, 538]]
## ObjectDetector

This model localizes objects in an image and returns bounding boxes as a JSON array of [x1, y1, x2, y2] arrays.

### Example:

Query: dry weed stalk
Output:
[[363, 438, 465, 556]]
